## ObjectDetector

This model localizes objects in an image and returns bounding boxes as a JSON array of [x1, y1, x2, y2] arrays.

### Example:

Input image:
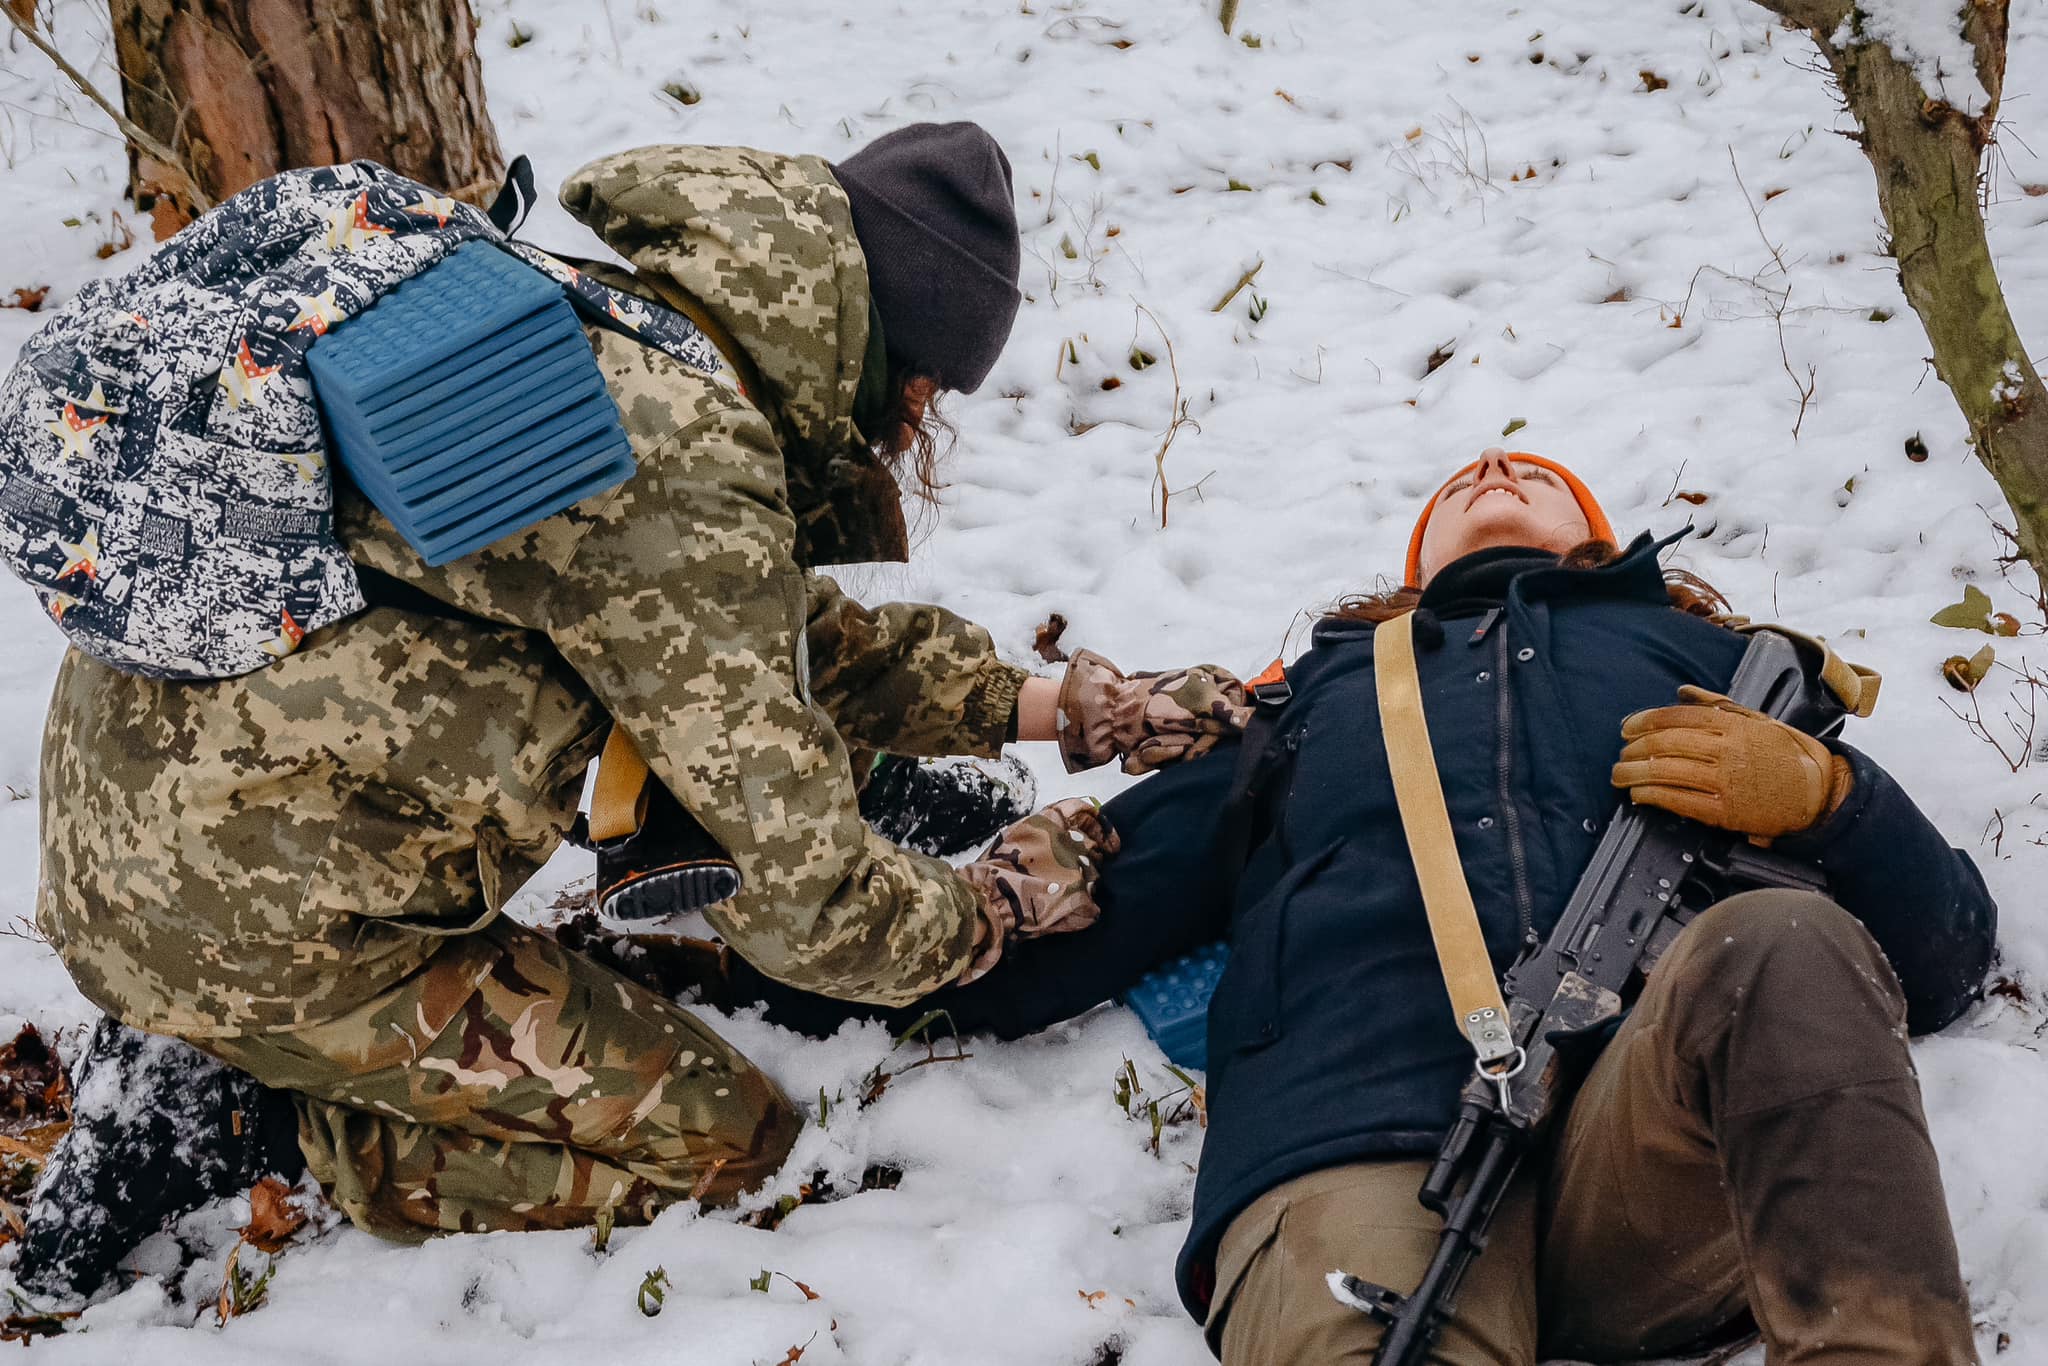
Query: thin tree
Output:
[[1749, 0, 2048, 583]]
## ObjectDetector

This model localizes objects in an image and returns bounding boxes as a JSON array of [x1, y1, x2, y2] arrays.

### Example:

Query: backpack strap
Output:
[[486, 154, 538, 236], [1203, 666, 1299, 917], [1375, 610, 1518, 1072], [634, 274, 768, 405]]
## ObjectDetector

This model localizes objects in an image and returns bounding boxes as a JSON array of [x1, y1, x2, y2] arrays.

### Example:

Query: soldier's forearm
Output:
[[1014, 676, 1059, 742]]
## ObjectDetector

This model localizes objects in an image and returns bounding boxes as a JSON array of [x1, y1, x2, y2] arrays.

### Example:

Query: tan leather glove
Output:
[[1056, 649, 1253, 775], [1611, 685, 1853, 840], [957, 797, 1121, 983]]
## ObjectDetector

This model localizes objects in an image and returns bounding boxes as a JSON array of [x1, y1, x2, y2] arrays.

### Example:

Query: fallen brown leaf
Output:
[[95, 212, 135, 260], [1673, 490, 1710, 506], [1033, 613, 1070, 664], [217, 1242, 248, 1322], [1987, 975, 2028, 1004], [240, 1175, 307, 1253], [0, 1024, 69, 1132], [1, 286, 49, 312], [0, 1124, 68, 1164], [0, 1305, 78, 1343]]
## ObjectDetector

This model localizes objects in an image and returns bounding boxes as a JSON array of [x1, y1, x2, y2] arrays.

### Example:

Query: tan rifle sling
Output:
[[1374, 611, 1520, 1074]]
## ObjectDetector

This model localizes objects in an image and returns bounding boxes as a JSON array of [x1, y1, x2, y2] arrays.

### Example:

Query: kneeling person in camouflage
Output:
[[20, 125, 1246, 1292]]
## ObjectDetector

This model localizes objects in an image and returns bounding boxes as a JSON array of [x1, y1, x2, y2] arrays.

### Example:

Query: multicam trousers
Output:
[[1207, 890, 1979, 1365], [198, 919, 801, 1239]]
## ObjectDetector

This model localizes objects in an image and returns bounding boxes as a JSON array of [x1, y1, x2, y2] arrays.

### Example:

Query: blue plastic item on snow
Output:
[[1123, 942, 1230, 1072], [307, 240, 636, 566]]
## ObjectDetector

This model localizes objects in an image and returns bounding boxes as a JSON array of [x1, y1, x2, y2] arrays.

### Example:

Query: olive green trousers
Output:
[[199, 919, 801, 1239], [1208, 890, 1978, 1365]]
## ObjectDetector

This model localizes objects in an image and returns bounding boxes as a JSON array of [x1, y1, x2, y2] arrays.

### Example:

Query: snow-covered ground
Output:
[[4, 0, 2048, 1360]]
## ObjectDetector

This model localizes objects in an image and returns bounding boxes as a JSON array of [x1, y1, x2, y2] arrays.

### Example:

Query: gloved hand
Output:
[[957, 797, 1121, 982], [1056, 649, 1252, 775], [1611, 685, 1853, 840]]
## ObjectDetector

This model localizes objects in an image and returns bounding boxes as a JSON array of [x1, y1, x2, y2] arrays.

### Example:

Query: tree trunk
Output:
[[109, 0, 503, 217], [1749, 0, 2048, 584]]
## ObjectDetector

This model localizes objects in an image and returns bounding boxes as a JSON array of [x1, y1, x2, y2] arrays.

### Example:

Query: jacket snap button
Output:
[[1582, 817, 1599, 833], [1478, 816, 1495, 830], [1476, 670, 1490, 683], [1516, 647, 1535, 662]]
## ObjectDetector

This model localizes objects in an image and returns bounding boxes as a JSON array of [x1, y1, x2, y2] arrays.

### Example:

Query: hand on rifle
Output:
[[1612, 685, 1852, 840]]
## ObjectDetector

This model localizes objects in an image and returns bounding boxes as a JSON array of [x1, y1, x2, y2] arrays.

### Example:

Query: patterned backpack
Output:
[[0, 159, 724, 679]]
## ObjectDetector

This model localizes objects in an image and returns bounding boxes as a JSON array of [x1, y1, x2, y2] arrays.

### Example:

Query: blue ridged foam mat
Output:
[[308, 240, 636, 566], [1124, 942, 1230, 1072]]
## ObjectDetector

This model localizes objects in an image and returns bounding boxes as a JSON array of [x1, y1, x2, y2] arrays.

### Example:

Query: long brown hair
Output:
[[871, 371, 955, 502], [1326, 539, 1730, 625]]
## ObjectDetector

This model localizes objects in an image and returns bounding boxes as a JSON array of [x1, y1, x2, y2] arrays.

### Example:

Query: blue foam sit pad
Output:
[[1123, 942, 1230, 1072], [309, 240, 636, 567]]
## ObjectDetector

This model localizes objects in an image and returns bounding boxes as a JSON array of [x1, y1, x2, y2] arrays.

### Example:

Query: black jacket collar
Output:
[[1310, 528, 1691, 647]]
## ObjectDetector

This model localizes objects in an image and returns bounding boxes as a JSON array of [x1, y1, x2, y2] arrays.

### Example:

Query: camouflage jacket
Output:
[[37, 147, 1027, 1037]]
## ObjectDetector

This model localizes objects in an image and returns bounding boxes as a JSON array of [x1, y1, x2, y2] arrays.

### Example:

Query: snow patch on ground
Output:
[[3, 0, 2048, 1360]]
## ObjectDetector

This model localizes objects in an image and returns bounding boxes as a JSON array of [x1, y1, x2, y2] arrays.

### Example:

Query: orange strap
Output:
[[587, 726, 653, 845], [1248, 656, 1288, 691], [638, 275, 763, 404]]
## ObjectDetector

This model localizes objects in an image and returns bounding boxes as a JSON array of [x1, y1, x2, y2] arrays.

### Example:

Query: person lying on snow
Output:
[[717, 447, 1997, 1365], [9, 123, 1248, 1302]]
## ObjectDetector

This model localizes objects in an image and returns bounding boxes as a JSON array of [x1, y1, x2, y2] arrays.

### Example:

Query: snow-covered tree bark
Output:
[[108, 0, 503, 216], [1753, 0, 2048, 583]]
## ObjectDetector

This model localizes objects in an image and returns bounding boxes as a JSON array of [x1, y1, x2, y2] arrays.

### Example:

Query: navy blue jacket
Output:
[[732, 535, 1996, 1323]]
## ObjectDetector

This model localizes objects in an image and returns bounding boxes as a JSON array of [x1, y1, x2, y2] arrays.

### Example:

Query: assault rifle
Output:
[[1329, 629, 1851, 1366]]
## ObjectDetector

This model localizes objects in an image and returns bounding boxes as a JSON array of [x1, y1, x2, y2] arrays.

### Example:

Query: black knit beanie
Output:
[[831, 122, 1022, 394]]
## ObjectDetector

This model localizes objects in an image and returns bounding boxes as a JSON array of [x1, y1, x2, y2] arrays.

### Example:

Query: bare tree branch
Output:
[[0, 4, 211, 211]]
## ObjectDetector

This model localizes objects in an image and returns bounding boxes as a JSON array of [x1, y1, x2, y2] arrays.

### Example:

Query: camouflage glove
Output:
[[957, 797, 1121, 983], [1056, 649, 1253, 775], [1611, 685, 1853, 840]]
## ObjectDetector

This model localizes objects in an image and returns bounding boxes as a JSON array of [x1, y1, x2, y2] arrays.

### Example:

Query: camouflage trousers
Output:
[[196, 920, 802, 1240]]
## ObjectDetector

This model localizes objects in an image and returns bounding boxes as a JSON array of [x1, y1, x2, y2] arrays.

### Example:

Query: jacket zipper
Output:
[[1494, 628, 1538, 948]]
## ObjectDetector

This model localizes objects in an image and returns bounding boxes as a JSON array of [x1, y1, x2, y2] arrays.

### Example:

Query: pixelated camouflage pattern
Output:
[[804, 572, 1025, 760], [1055, 648, 1252, 775], [559, 145, 912, 568], [957, 797, 1120, 983], [201, 921, 800, 1237], [39, 148, 1014, 1038]]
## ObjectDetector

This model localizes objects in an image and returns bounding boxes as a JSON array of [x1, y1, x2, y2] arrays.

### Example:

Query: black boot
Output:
[[859, 754, 1037, 858], [589, 777, 743, 923], [11, 1019, 305, 1305]]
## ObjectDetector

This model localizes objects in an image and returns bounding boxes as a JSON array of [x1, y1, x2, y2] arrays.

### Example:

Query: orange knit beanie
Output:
[[1403, 452, 1614, 587]]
